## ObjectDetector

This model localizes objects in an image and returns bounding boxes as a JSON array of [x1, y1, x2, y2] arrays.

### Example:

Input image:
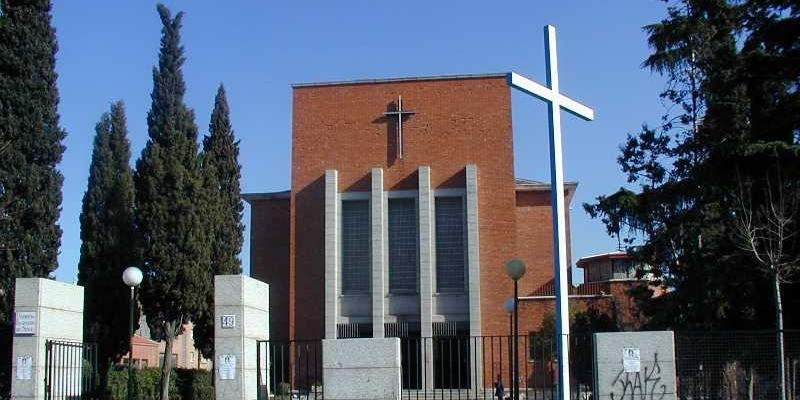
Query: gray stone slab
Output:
[[323, 338, 401, 400], [371, 168, 385, 338], [465, 164, 483, 390], [593, 331, 677, 400], [325, 169, 339, 339]]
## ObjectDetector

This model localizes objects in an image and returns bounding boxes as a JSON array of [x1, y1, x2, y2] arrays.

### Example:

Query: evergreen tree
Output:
[[585, 0, 799, 330], [194, 85, 244, 359], [77, 102, 137, 397], [0, 0, 66, 395], [134, 5, 212, 399]]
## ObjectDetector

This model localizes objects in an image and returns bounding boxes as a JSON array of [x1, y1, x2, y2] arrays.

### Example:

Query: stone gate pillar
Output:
[[11, 278, 84, 400], [214, 274, 269, 400]]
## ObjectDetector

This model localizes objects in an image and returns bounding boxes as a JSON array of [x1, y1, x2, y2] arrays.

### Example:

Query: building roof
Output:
[[241, 190, 290, 203], [515, 178, 578, 193], [292, 72, 508, 88], [575, 251, 631, 268], [242, 178, 578, 204]]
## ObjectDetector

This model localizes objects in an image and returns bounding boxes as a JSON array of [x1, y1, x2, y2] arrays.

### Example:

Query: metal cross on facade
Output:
[[507, 25, 594, 400], [384, 95, 416, 159]]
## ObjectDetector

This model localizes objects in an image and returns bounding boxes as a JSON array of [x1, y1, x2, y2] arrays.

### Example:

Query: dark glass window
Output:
[[341, 200, 370, 293], [389, 198, 418, 292], [435, 197, 465, 292]]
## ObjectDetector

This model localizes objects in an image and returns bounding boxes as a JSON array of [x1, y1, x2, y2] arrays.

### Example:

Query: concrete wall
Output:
[[322, 338, 401, 400], [246, 194, 290, 341], [593, 331, 677, 400], [11, 278, 84, 400]]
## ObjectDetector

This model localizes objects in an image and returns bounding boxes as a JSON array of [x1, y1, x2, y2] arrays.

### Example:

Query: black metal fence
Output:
[[256, 339, 323, 400], [255, 331, 800, 400], [44, 340, 99, 400], [255, 334, 593, 400], [675, 330, 800, 400]]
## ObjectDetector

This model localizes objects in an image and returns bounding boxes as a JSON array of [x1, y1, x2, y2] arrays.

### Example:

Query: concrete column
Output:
[[214, 275, 269, 400], [465, 164, 483, 389], [417, 166, 435, 389], [324, 169, 339, 340], [11, 278, 84, 400], [371, 167, 386, 338]]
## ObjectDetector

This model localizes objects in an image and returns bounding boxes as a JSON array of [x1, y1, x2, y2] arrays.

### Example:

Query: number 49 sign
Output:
[[221, 314, 236, 329]]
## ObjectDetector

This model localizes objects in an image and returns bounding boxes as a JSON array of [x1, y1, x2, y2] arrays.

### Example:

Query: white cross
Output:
[[383, 95, 416, 159], [507, 25, 594, 400]]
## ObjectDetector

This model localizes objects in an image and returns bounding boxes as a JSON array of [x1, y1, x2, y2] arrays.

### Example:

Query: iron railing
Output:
[[675, 330, 800, 400], [255, 334, 593, 400], [256, 330, 800, 400], [44, 340, 98, 400]]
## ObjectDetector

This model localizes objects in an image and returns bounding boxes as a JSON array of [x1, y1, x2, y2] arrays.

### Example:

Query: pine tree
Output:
[[585, 0, 799, 330], [194, 85, 244, 359], [0, 0, 66, 395], [134, 5, 212, 399], [77, 102, 137, 396]]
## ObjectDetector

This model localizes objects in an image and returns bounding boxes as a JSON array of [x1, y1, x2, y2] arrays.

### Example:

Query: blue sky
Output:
[[50, 1, 667, 283]]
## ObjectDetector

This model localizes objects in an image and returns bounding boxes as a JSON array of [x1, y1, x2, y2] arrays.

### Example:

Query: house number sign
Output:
[[221, 314, 236, 329]]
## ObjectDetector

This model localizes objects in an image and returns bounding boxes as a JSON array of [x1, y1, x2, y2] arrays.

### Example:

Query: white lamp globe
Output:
[[122, 267, 143, 287], [504, 297, 516, 314], [505, 259, 526, 281]]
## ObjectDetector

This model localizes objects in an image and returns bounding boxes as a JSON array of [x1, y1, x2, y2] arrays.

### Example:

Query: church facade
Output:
[[244, 73, 578, 344]]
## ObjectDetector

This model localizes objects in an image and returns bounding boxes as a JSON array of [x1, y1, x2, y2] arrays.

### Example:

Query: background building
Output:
[[122, 315, 211, 370]]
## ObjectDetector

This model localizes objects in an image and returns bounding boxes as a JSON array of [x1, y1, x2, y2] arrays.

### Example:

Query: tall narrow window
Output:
[[341, 200, 370, 293], [389, 198, 418, 292], [435, 196, 465, 292]]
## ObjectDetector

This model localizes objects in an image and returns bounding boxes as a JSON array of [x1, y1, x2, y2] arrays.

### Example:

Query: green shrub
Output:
[[173, 369, 213, 400], [107, 366, 179, 400]]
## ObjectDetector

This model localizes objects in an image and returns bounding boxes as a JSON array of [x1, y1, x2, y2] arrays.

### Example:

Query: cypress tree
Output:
[[134, 5, 211, 399], [77, 102, 137, 396], [0, 0, 66, 394], [194, 84, 244, 359]]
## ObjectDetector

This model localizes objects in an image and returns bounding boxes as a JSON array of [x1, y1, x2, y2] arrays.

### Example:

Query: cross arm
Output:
[[507, 72, 594, 121]]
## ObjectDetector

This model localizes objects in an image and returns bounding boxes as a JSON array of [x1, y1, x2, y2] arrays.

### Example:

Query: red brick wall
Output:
[[291, 76, 516, 339], [249, 197, 291, 340]]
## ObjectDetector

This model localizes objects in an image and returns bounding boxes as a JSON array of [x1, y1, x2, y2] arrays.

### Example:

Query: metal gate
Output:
[[44, 340, 98, 400]]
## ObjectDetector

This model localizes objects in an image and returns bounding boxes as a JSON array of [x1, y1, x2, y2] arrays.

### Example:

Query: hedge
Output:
[[107, 367, 212, 400]]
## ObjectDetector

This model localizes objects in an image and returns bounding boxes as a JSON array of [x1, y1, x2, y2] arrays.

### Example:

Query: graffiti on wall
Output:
[[609, 353, 668, 400]]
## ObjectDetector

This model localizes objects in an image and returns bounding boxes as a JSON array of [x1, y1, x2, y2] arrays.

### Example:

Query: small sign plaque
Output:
[[221, 314, 236, 329], [15, 312, 36, 335], [218, 354, 236, 380], [16, 356, 32, 380], [623, 347, 641, 373]]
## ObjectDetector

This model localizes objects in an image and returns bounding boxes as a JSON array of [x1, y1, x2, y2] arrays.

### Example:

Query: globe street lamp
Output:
[[122, 266, 143, 400], [505, 259, 526, 400]]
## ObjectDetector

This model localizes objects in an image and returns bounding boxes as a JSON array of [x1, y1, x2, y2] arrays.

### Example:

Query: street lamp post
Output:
[[122, 267, 143, 400], [505, 259, 526, 400], [504, 297, 515, 399]]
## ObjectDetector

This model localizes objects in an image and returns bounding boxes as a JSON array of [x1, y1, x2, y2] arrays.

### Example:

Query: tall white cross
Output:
[[507, 25, 594, 400]]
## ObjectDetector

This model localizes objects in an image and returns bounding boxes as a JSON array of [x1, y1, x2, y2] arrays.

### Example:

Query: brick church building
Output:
[[244, 72, 588, 340], [244, 73, 647, 390]]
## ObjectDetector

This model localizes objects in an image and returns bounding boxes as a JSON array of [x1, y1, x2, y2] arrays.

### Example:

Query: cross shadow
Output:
[[372, 100, 400, 166]]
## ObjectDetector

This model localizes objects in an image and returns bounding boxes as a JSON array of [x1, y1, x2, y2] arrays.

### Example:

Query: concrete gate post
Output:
[[214, 275, 269, 400], [11, 278, 85, 400]]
